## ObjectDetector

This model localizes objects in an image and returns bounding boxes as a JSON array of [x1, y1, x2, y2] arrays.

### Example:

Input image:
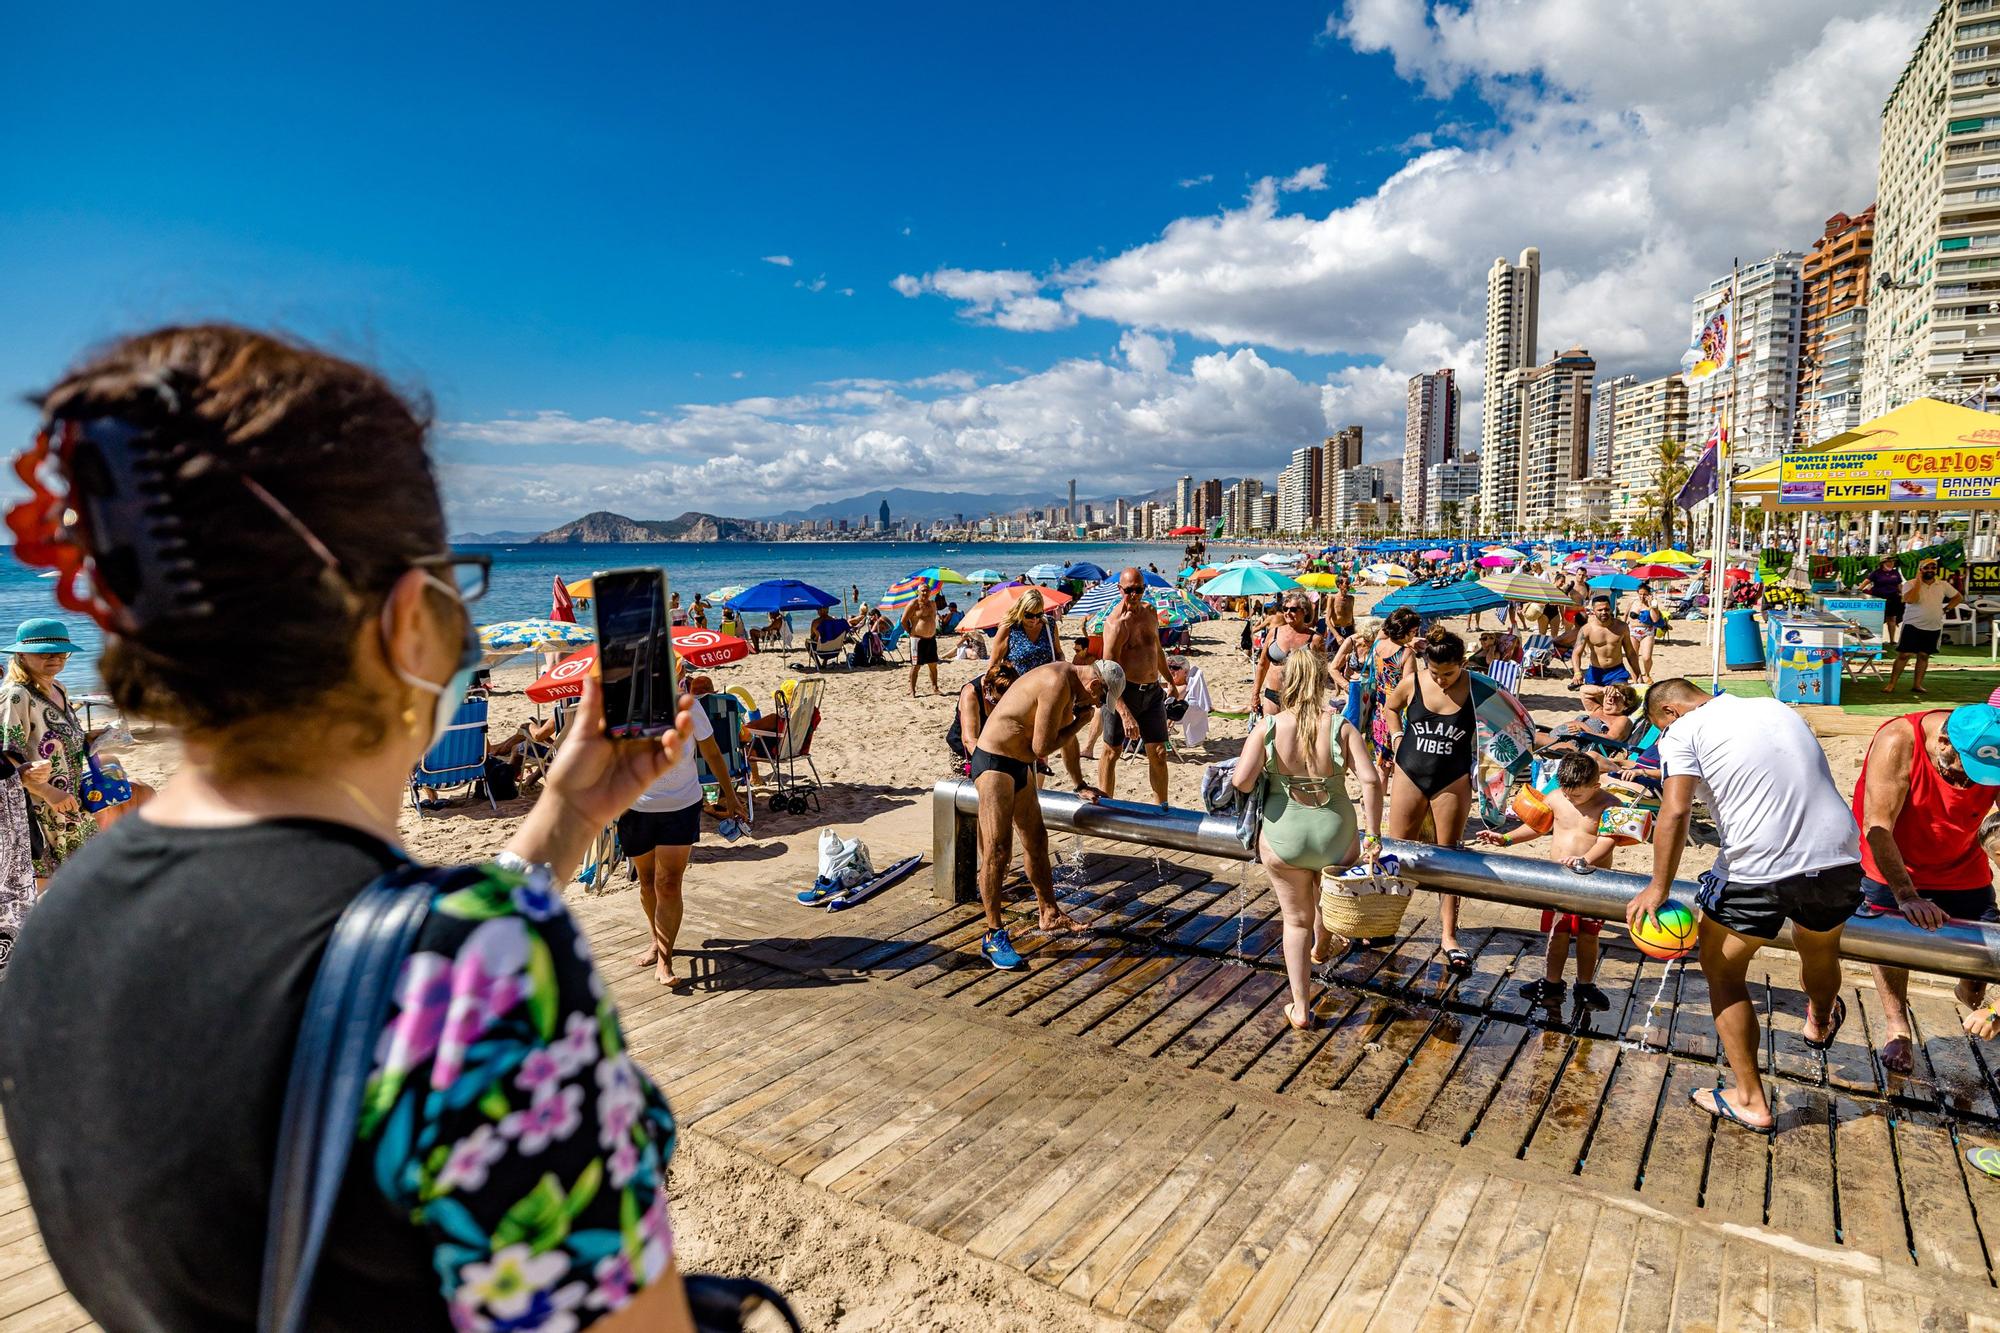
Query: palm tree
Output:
[[1651, 439, 1692, 549]]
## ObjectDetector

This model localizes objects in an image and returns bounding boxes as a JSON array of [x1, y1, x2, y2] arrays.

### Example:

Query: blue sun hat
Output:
[[1, 618, 82, 655], [1946, 703, 2000, 786]]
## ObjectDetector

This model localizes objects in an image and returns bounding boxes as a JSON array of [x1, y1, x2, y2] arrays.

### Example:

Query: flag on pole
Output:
[[1675, 424, 1725, 510], [1681, 289, 1731, 382], [550, 575, 576, 623]]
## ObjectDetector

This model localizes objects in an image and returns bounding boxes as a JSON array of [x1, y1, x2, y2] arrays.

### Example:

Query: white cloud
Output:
[[1278, 163, 1328, 192], [1179, 173, 1215, 188], [760, 254, 793, 267], [730, 370, 745, 380], [795, 274, 828, 293], [889, 267, 1078, 330], [441, 334, 1331, 520]]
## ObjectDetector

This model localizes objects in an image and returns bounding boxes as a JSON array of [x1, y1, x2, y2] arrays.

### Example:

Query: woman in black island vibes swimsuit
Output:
[[1384, 627, 1479, 969]]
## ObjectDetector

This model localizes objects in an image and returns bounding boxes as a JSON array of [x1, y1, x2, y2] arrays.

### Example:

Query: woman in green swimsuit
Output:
[[1231, 644, 1384, 1032]]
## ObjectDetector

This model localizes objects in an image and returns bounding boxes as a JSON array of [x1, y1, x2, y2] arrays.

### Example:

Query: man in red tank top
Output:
[[1852, 706, 2000, 1073]]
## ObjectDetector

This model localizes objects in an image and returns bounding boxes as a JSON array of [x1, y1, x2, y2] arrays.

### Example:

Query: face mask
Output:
[[383, 574, 483, 743]]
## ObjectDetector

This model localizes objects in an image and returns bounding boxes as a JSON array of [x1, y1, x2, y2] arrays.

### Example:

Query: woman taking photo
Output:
[[1231, 646, 1382, 1029], [1247, 591, 1323, 717], [0, 618, 105, 882], [1384, 627, 1479, 971], [0, 326, 701, 1331]]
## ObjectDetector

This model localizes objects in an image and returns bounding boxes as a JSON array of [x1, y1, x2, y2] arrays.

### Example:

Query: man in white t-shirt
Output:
[[1883, 558, 1963, 698], [1626, 679, 1863, 1135], [619, 697, 744, 990]]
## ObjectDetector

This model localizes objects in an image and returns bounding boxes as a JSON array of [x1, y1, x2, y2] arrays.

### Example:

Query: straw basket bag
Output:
[[1320, 858, 1413, 940]]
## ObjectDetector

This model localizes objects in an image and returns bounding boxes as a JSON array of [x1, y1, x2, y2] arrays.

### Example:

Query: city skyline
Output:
[[3, 2, 1937, 531]]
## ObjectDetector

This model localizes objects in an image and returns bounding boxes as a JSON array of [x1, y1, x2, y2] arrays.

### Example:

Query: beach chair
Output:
[[696, 692, 755, 825], [1520, 634, 1557, 679], [1485, 658, 1524, 695], [751, 678, 824, 814], [409, 695, 495, 814], [807, 618, 852, 671], [878, 623, 908, 664]]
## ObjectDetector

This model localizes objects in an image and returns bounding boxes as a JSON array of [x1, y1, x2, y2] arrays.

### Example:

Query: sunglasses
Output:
[[1023, 611, 1045, 620], [1120, 586, 1145, 596]]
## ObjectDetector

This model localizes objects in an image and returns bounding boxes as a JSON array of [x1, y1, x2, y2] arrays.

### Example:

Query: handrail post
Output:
[[933, 776, 978, 903]]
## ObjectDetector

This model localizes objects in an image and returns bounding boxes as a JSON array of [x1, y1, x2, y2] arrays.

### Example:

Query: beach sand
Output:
[[93, 603, 1910, 1324]]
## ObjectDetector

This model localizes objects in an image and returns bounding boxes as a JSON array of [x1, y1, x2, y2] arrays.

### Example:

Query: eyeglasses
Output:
[[1120, 586, 1145, 596], [412, 553, 492, 603], [1023, 611, 1045, 621]]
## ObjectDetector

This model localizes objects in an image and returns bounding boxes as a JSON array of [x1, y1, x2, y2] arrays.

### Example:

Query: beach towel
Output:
[[1181, 665, 1212, 747]]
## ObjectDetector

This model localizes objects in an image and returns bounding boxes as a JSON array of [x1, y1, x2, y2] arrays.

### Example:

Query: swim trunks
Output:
[[968, 747, 1031, 791], [1539, 910, 1603, 937], [1104, 683, 1170, 747], [1583, 664, 1632, 686], [914, 635, 939, 665]]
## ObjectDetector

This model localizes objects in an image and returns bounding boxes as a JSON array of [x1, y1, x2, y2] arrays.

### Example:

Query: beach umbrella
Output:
[[1483, 547, 1528, 561], [1640, 549, 1698, 565], [1168, 525, 1204, 536], [1294, 572, 1342, 589], [1187, 567, 1223, 585], [1625, 563, 1692, 581], [1372, 580, 1507, 618], [965, 568, 1005, 584], [1067, 579, 1127, 620], [877, 575, 936, 610], [525, 631, 752, 702], [564, 577, 595, 599], [725, 579, 839, 612], [1588, 573, 1644, 592], [905, 565, 970, 585], [1025, 562, 1067, 584], [1084, 588, 1201, 633], [1474, 554, 1517, 568], [1061, 560, 1109, 582], [1420, 548, 1451, 561], [956, 583, 1075, 631], [1201, 565, 1303, 599], [1479, 571, 1574, 604], [479, 618, 595, 657], [1608, 549, 1648, 562], [1360, 562, 1413, 587], [1573, 559, 1623, 577]]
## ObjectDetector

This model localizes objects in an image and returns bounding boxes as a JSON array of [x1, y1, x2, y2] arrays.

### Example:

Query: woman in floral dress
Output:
[[0, 618, 95, 882], [0, 326, 712, 1330]]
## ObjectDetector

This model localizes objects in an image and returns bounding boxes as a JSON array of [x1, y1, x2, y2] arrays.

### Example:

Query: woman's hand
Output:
[[22, 760, 52, 789], [539, 675, 696, 830]]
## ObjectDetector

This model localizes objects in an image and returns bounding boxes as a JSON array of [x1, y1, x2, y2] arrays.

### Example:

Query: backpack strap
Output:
[[258, 864, 433, 1333]]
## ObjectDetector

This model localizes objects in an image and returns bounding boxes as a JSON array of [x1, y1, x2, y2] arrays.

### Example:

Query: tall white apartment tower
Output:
[[1481, 248, 1541, 528], [1401, 369, 1460, 532], [1687, 253, 1806, 466], [1174, 475, 1193, 528], [1865, 3, 2000, 418]]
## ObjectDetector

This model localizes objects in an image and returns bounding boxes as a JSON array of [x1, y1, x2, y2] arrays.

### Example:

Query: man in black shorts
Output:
[[903, 582, 942, 696], [967, 659, 1122, 969], [1098, 567, 1173, 806], [1883, 558, 1963, 698], [1628, 679, 1863, 1133]]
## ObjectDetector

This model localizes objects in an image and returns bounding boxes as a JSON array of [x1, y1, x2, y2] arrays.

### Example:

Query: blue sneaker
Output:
[[981, 928, 1024, 971]]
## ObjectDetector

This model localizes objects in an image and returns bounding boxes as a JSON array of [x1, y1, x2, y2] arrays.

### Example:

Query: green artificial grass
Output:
[[1720, 665, 2000, 714]]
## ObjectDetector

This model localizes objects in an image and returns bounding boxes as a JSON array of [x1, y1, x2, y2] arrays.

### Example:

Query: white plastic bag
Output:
[[815, 828, 875, 890]]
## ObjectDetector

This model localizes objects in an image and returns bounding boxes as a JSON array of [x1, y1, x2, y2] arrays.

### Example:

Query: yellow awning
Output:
[[1737, 398, 2000, 495]]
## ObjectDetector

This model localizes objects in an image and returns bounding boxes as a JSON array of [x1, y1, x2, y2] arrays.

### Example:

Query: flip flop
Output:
[[1691, 1084, 1776, 1135], [1803, 995, 1847, 1052], [1283, 1001, 1317, 1031], [1444, 948, 1472, 973]]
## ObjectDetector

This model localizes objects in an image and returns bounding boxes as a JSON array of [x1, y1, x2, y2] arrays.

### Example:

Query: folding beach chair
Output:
[[1485, 658, 1524, 695], [751, 677, 824, 814], [695, 692, 755, 825], [808, 618, 852, 671], [878, 623, 908, 664], [410, 695, 495, 813], [1520, 634, 1557, 679]]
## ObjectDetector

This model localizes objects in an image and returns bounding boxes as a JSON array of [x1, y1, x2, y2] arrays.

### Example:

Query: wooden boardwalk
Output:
[[9, 842, 2000, 1328]]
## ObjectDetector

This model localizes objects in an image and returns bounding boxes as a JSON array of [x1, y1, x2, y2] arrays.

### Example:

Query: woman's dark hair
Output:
[[1383, 607, 1421, 642], [1421, 627, 1466, 665], [34, 324, 445, 751]]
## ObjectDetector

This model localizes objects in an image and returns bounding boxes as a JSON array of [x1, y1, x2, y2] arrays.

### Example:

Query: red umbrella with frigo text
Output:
[[526, 629, 751, 703]]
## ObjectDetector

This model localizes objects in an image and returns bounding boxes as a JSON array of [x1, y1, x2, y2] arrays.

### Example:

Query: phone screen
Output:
[[591, 567, 678, 738]]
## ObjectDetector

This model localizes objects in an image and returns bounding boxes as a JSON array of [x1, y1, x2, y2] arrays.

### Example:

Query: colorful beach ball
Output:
[[1631, 899, 1697, 961]]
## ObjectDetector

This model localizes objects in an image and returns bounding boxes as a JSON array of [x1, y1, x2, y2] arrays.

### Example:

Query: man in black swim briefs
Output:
[[968, 659, 1123, 970]]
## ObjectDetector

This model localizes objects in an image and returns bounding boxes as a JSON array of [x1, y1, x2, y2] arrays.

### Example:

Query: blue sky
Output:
[[1, 2, 1930, 529]]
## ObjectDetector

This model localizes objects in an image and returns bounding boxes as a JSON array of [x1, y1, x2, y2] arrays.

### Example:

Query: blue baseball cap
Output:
[[1946, 704, 2000, 786], [0, 618, 81, 655]]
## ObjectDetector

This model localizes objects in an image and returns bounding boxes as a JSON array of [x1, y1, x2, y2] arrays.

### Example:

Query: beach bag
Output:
[[1319, 856, 1413, 941], [479, 756, 519, 803], [258, 862, 801, 1333], [1200, 749, 1263, 853], [816, 828, 875, 893]]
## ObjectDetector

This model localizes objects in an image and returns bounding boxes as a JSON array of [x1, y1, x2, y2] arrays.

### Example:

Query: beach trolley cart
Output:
[[1765, 610, 1845, 706], [753, 678, 825, 814]]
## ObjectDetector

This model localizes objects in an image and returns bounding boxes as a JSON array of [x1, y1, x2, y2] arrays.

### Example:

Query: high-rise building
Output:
[[1066, 479, 1077, 524], [1330, 463, 1389, 530], [1516, 346, 1595, 532], [1427, 459, 1480, 531], [1199, 478, 1223, 525], [1485, 367, 1528, 530], [1589, 374, 1637, 478], [1608, 373, 1690, 529], [1865, 6, 2000, 417], [1320, 426, 1363, 522], [1481, 247, 1541, 518], [1255, 493, 1278, 531], [878, 498, 891, 530], [1401, 369, 1460, 532], [1114, 496, 1130, 528], [1278, 444, 1324, 533], [1174, 475, 1194, 527], [1239, 478, 1265, 533], [1798, 206, 1875, 443], [1687, 252, 1805, 466]]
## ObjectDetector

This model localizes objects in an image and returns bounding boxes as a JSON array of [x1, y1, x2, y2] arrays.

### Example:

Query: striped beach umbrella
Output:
[[1478, 570, 1574, 604]]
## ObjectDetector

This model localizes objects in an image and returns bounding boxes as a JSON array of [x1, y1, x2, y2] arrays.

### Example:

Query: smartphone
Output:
[[590, 567, 679, 739]]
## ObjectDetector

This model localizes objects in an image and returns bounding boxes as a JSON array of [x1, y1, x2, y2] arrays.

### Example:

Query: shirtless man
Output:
[[1568, 595, 1646, 703], [902, 583, 942, 696], [968, 659, 1125, 969], [1098, 568, 1173, 806]]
